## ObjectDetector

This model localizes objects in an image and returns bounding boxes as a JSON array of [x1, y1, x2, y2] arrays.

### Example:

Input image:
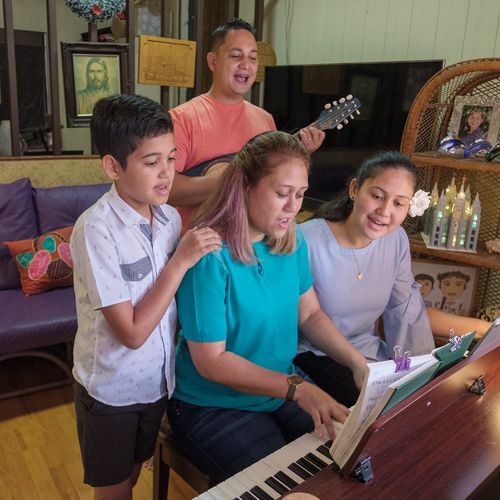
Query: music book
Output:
[[330, 332, 476, 469], [468, 317, 500, 360]]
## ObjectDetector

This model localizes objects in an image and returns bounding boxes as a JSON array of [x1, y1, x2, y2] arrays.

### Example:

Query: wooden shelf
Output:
[[411, 152, 500, 174], [409, 233, 500, 271]]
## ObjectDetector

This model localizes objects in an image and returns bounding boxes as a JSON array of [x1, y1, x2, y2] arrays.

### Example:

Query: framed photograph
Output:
[[447, 96, 500, 146], [411, 259, 478, 317], [347, 72, 379, 120], [61, 42, 129, 127]]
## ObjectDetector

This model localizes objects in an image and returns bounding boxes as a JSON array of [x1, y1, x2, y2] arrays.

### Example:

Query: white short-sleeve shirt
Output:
[[71, 184, 180, 406]]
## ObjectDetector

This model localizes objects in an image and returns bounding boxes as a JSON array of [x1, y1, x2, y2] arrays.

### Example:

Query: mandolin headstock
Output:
[[315, 95, 362, 131]]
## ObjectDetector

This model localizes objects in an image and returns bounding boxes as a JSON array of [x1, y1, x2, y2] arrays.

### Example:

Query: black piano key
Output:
[[296, 457, 321, 475], [241, 492, 259, 500], [274, 470, 299, 489], [288, 462, 312, 480], [264, 476, 289, 496], [305, 452, 328, 469], [249, 486, 274, 500], [316, 444, 332, 459], [325, 440, 333, 447]]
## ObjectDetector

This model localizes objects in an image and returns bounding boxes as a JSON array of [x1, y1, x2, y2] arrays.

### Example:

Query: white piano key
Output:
[[232, 468, 281, 499], [196, 433, 330, 499]]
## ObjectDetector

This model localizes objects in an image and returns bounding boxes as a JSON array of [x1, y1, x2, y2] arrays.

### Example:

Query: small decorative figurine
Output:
[[485, 142, 500, 162], [463, 138, 493, 158], [437, 132, 465, 155], [422, 177, 481, 253]]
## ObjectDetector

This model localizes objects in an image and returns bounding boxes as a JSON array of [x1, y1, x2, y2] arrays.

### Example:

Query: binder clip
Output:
[[469, 375, 486, 396], [351, 457, 373, 483], [394, 345, 411, 372], [448, 328, 463, 352]]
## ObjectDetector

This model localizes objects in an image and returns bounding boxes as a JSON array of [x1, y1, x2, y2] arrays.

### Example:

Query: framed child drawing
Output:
[[412, 259, 478, 316]]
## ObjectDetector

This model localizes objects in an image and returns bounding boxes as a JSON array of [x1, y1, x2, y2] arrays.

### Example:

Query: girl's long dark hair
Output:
[[315, 151, 417, 222]]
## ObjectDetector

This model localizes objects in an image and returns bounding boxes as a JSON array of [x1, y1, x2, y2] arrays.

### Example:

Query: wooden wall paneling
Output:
[[361, 0, 389, 62], [46, 0, 61, 155], [461, 0, 500, 61], [433, 0, 469, 64], [382, 0, 413, 61], [126, 0, 135, 94], [193, 0, 205, 96], [251, 0, 264, 105], [340, 0, 366, 62], [406, 0, 439, 60], [2, 0, 21, 156]]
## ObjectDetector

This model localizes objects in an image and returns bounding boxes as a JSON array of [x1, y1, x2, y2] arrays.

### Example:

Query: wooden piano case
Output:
[[288, 347, 500, 499]]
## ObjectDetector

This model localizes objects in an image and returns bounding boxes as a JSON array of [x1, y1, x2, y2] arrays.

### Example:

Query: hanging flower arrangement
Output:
[[64, 0, 126, 23]]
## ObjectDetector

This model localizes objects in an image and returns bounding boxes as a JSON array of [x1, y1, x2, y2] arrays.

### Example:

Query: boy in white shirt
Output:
[[70, 94, 220, 499]]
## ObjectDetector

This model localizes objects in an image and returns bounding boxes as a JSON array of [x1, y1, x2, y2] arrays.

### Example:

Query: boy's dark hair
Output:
[[91, 94, 173, 168], [315, 151, 418, 222], [210, 17, 256, 51], [415, 273, 434, 286]]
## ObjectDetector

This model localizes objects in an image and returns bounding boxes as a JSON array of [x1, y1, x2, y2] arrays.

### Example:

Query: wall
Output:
[[0, 0, 102, 154], [264, 0, 500, 66]]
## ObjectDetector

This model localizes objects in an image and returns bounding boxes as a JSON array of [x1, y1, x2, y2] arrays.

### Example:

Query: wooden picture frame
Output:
[[61, 42, 129, 127], [411, 258, 478, 317], [447, 95, 500, 146]]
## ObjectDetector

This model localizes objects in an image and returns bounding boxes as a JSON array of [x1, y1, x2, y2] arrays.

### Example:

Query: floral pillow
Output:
[[3, 226, 74, 296]]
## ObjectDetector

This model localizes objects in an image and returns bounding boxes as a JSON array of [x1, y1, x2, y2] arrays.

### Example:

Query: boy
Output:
[[436, 270, 470, 315], [70, 94, 220, 498], [415, 273, 434, 307]]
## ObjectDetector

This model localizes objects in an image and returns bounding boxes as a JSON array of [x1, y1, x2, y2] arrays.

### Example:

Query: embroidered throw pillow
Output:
[[3, 226, 74, 296]]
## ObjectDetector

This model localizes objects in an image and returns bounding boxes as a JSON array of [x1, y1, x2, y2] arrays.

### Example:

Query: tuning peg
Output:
[[324, 103, 332, 110], [339, 97, 346, 103], [356, 110, 361, 115], [333, 101, 338, 106], [337, 124, 343, 130], [346, 94, 353, 100], [343, 119, 349, 124], [350, 114, 354, 119]]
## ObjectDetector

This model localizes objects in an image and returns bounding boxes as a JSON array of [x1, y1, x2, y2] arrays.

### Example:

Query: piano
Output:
[[196, 346, 500, 499]]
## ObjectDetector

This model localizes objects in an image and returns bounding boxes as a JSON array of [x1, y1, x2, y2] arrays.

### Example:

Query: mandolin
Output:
[[185, 95, 362, 177]]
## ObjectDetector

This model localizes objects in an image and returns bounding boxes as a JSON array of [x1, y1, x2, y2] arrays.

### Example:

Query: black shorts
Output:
[[74, 382, 168, 487]]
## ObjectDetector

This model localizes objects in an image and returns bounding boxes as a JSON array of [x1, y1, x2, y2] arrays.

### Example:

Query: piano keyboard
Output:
[[194, 432, 333, 500]]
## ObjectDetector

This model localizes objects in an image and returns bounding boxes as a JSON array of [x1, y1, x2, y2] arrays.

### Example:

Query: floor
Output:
[[0, 354, 197, 500]]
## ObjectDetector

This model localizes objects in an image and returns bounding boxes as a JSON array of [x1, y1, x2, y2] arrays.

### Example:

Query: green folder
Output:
[[380, 331, 476, 416]]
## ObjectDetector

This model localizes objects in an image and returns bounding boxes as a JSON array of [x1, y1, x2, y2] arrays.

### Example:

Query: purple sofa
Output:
[[0, 178, 110, 399]]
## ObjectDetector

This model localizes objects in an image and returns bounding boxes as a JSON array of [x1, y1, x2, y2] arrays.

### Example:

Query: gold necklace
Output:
[[352, 251, 363, 280]]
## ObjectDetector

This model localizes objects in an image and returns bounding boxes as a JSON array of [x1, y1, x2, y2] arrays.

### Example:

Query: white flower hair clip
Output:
[[408, 189, 431, 217]]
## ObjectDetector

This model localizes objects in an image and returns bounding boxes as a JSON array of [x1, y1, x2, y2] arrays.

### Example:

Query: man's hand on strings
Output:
[[299, 126, 325, 154]]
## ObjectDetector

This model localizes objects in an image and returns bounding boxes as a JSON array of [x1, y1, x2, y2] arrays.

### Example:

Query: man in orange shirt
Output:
[[169, 18, 324, 228]]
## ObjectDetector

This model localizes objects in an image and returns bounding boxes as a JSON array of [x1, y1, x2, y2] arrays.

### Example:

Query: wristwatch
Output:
[[286, 374, 304, 401]]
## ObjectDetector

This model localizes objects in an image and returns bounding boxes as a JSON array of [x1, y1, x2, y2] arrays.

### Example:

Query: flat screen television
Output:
[[263, 60, 444, 210]]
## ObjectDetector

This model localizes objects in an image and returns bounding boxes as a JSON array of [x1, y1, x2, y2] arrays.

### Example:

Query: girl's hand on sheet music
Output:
[[296, 381, 349, 440]]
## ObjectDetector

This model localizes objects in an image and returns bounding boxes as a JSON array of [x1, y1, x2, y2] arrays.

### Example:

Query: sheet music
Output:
[[357, 354, 435, 424], [468, 318, 500, 359]]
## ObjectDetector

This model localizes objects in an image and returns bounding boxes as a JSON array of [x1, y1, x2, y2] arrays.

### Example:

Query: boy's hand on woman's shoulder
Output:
[[173, 227, 221, 270]]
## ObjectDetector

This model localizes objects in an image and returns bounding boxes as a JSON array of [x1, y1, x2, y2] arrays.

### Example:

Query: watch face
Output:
[[288, 374, 304, 385]]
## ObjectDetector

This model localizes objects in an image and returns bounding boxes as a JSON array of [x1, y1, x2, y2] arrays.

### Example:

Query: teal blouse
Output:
[[173, 231, 313, 412]]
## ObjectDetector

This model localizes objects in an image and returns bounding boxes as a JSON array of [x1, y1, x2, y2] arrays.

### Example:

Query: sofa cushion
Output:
[[0, 178, 38, 290], [0, 287, 77, 353], [35, 183, 111, 234], [3, 226, 74, 296]]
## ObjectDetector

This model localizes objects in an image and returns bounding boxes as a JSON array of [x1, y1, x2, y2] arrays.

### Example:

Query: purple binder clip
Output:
[[394, 345, 411, 372]]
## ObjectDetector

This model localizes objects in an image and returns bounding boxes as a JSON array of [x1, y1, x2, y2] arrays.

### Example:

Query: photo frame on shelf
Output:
[[447, 96, 500, 146], [61, 42, 129, 127], [412, 258, 478, 317]]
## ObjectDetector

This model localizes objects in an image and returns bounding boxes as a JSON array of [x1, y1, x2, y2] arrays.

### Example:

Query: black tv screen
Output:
[[263, 60, 444, 209]]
